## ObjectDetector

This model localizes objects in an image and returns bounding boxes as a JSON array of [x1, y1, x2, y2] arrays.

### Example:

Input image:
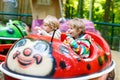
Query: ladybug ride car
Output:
[[0, 31, 115, 80]]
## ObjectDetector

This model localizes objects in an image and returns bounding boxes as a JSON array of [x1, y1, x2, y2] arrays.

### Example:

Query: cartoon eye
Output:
[[14, 39, 26, 47], [7, 28, 14, 34], [34, 41, 48, 52], [59, 46, 69, 55]]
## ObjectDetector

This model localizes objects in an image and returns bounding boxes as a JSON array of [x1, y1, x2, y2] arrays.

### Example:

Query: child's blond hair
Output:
[[43, 15, 59, 29], [68, 18, 85, 34]]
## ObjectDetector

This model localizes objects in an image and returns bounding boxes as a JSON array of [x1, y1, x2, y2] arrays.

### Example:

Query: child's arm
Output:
[[66, 34, 91, 58], [65, 35, 80, 53], [34, 26, 51, 36], [77, 34, 92, 57]]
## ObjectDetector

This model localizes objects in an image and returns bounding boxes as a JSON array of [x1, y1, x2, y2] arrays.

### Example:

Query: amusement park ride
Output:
[[0, 0, 115, 80]]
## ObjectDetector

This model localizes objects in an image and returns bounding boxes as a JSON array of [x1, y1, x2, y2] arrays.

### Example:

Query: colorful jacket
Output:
[[64, 34, 92, 58]]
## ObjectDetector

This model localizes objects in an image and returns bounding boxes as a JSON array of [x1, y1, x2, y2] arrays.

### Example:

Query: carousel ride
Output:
[[0, 20, 115, 80], [0, 0, 115, 80], [0, 19, 116, 80], [0, 29, 115, 80]]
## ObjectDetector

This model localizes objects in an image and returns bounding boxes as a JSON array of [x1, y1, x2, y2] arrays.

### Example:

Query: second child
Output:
[[64, 18, 92, 58], [35, 15, 61, 40]]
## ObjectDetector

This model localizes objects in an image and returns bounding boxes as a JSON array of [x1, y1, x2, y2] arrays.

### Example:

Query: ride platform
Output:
[[111, 50, 120, 80]]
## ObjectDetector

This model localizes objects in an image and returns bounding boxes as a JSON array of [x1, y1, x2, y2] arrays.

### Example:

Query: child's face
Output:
[[67, 26, 81, 38], [43, 24, 53, 33]]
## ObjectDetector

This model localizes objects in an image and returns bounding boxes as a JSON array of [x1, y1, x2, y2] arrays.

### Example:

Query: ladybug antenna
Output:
[[51, 28, 57, 43], [13, 23, 24, 38], [8, 20, 24, 38]]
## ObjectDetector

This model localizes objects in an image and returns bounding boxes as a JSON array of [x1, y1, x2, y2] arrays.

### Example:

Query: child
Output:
[[35, 15, 61, 40], [64, 18, 92, 58]]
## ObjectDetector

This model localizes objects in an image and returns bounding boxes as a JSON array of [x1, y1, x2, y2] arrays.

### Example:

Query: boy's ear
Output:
[[77, 28, 82, 32], [50, 26, 55, 31], [51, 26, 54, 30], [77, 28, 83, 34]]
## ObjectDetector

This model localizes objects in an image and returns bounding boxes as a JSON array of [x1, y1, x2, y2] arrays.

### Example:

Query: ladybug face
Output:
[[7, 38, 55, 77]]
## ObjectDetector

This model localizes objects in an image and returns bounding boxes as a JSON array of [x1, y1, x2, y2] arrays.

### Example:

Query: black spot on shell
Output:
[[87, 64, 91, 70], [59, 61, 66, 69]]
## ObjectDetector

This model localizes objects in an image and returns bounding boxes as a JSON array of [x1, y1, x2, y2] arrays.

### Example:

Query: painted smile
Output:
[[17, 57, 33, 66], [13, 51, 42, 66]]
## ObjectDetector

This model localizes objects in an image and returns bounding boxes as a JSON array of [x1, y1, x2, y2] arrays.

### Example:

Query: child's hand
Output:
[[66, 36, 73, 44], [66, 35, 74, 45], [34, 26, 42, 35], [34, 26, 42, 31], [66, 30, 70, 34], [66, 35, 78, 49]]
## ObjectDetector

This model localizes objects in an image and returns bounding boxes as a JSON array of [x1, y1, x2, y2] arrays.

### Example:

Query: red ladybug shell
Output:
[[24, 31, 112, 78], [4, 31, 112, 79]]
